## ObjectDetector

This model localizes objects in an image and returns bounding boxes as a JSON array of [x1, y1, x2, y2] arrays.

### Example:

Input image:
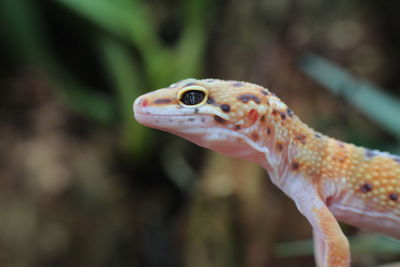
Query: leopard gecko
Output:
[[133, 78, 400, 267]]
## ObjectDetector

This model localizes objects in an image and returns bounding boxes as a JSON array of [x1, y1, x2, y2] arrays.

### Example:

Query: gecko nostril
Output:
[[140, 98, 148, 107]]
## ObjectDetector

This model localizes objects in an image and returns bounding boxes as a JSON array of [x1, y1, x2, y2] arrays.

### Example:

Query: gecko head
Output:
[[133, 78, 279, 158]]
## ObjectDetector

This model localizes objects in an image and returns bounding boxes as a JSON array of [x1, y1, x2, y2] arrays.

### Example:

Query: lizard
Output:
[[133, 78, 400, 267]]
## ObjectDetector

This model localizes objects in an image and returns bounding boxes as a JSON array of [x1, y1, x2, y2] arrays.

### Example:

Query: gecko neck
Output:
[[256, 110, 326, 190]]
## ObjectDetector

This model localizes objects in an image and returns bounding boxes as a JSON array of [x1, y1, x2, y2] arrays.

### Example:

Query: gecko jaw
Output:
[[134, 110, 273, 167], [133, 112, 209, 130]]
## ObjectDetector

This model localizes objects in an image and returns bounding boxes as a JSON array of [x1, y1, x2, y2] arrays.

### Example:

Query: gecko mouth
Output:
[[134, 111, 211, 128], [134, 111, 206, 119]]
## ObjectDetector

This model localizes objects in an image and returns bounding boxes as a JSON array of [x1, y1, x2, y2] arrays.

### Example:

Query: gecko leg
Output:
[[293, 190, 350, 267], [313, 228, 324, 267]]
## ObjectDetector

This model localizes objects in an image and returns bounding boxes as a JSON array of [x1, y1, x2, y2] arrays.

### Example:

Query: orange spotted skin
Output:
[[289, 126, 400, 217], [133, 78, 400, 267]]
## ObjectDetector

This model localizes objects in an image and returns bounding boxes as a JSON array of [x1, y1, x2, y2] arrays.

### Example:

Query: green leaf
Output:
[[349, 234, 400, 254], [55, 0, 161, 56], [98, 35, 149, 157], [274, 234, 400, 258], [299, 53, 400, 140], [57, 76, 116, 125], [0, 0, 55, 68]]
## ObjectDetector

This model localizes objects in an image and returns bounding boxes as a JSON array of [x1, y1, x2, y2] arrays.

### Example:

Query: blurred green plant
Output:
[[275, 234, 400, 258], [0, 0, 116, 124], [299, 53, 400, 145], [1, 0, 213, 157]]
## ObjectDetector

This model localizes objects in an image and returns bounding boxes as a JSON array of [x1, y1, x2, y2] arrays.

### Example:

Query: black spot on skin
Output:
[[315, 133, 322, 139], [338, 155, 347, 164], [360, 183, 373, 193], [234, 125, 241, 130], [184, 82, 196, 87], [233, 82, 244, 87], [194, 108, 199, 114], [366, 149, 378, 158], [287, 108, 293, 117], [214, 115, 226, 124], [295, 134, 306, 145], [267, 127, 271, 135], [154, 98, 172, 104], [336, 141, 345, 148], [272, 109, 278, 115], [276, 143, 283, 151], [238, 95, 250, 103], [292, 162, 300, 170], [260, 115, 265, 122], [220, 104, 231, 112], [201, 118, 206, 123], [260, 89, 270, 96], [207, 97, 216, 105], [280, 112, 286, 120], [188, 118, 195, 122], [250, 95, 261, 104], [237, 94, 261, 104], [389, 193, 398, 201]]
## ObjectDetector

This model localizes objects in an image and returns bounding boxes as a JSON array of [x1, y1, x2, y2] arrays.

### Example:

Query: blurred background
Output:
[[1, 0, 400, 266]]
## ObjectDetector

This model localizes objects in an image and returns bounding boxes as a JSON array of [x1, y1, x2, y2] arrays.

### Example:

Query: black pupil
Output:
[[180, 90, 205, 105]]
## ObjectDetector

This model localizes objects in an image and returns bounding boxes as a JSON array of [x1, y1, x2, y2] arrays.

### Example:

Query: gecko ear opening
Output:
[[241, 109, 259, 128], [177, 85, 208, 108]]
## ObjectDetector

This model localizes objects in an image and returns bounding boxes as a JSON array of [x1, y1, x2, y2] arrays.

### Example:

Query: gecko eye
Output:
[[181, 91, 205, 105], [177, 86, 208, 107]]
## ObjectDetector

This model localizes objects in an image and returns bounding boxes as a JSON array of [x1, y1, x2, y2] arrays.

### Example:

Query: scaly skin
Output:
[[133, 78, 400, 267]]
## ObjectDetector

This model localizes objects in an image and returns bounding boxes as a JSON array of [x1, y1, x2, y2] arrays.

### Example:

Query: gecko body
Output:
[[133, 78, 400, 267]]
